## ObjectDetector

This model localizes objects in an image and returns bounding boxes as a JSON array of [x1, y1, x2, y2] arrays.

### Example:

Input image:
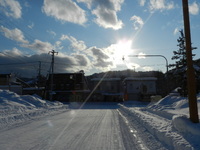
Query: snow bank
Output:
[[0, 90, 68, 129], [119, 93, 200, 150]]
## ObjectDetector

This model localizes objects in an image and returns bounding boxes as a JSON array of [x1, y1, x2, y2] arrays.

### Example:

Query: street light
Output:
[[123, 54, 169, 73]]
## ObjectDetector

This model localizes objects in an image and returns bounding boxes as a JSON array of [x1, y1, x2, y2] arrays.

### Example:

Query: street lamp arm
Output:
[[127, 54, 169, 73]]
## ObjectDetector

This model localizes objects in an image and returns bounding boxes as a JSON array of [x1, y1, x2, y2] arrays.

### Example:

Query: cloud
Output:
[[0, 48, 39, 77], [47, 30, 56, 37], [0, 48, 93, 77], [1, 47, 23, 56], [138, 52, 146, 59], [42, 0, 87, 25], [87, 47, 113, 70], [91, 0, 124, 30], [125, 62, 140, 70], [139, 0, 146, 6], [0, 0, 22, 19], [21, 39, 53, 53], [189, 1, 199, 15], [28, 23, 34, 29], [149, 0, 174, 12], [60, 35, 87, 51], [92, 6, 123, 30], [73, 53, 91, 67], [130, 15, 144, 30], [79, 0, 124, 30], [173, 27, 179, 35], [142, 66, 153, 71], [0, 26, 29, 44], [77, 0, 93, 9]]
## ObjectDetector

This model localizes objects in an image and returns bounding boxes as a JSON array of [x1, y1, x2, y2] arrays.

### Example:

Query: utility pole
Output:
[[48, 50, 58, 101], [37, 61, 41, 88], [182, 0, 199, 123]]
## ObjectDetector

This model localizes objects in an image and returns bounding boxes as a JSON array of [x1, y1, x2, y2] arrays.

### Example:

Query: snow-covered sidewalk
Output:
[[0, 90, 68, 130], [118, 94, 200, 150]]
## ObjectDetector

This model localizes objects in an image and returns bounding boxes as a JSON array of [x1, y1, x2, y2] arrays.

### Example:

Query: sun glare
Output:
[[112, 39, 132, 65]]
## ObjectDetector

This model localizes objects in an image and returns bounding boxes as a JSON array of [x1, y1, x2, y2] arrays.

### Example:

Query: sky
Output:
[[0, 0, 200, 78]]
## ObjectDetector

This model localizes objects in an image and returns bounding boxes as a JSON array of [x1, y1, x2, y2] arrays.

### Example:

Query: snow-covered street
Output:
[[0, 104, 135, 150], [0, 89, 200, 150]]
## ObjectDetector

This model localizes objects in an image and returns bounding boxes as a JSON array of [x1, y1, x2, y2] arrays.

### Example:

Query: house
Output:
[[0, 73, 22, 94], [90, 78, 123, 102], [45, 72, 90, 102], [123, 77, 157, 101]]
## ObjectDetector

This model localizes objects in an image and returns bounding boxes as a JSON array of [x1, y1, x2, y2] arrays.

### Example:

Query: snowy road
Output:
[[0, 103, 138, 150]]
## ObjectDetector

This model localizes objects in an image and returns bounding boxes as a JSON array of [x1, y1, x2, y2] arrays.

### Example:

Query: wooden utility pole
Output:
[[37, 61, 41, 88], [49, 50, 58, 101], [182, 0, 199, 123]]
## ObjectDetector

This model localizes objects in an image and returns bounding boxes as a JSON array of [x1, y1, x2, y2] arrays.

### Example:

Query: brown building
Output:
[[45, 73, 90, 102]]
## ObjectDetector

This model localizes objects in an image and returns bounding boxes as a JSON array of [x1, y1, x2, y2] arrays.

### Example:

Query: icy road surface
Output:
[[0, 103, 139, 150]]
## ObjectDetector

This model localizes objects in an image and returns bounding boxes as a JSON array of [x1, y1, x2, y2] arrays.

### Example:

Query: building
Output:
[[45, 72, 90, 102], [90, 78, 123, 102], [0, 73, 22, 94], [123, 77, 157, 101]]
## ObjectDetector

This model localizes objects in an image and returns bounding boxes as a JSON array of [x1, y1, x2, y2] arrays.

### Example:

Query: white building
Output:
[[123, 77, 157, 101]]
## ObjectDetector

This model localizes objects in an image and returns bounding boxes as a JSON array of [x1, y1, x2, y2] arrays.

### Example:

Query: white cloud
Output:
[[21, 39, 53, 53], [92, 6, 123, 30], [77, 0, 93, 9], [125, 62, 140, 70], [139, 0, 146, 6], [73, 53, 91, 67], [47, 30, 56, 37], [87, 47, 113, 70], [42, 0, 87, 25], [60, 35, 87, 51], [0, 0, 22, 19], [189, 1, 199, 15], [138, 52, 146, 59], [0, 26, 29, 44], [149, 0, 174, 12], [2, 47, 23, 56], [173, 27, 179, 35], [79, 0, 123, 30], [130, 15, 144, 30], [28, 23, 34, 29], [142, 66, 153, 71], [76, 0, 125, 30], [54, 41, 63, 50]]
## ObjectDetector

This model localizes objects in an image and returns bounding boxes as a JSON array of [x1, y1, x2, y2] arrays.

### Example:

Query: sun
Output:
[[111, 39, 132, 65]]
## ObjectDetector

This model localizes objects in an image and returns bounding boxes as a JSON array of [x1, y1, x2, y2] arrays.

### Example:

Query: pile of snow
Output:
[[0, 90, 68, 129], [119, 92, 200, 150]]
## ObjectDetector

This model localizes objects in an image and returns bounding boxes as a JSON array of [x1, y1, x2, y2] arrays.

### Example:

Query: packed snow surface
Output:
[[0, 89, 67, 129], [0, 89, 200, 150], [119, 92, 200, 150]]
